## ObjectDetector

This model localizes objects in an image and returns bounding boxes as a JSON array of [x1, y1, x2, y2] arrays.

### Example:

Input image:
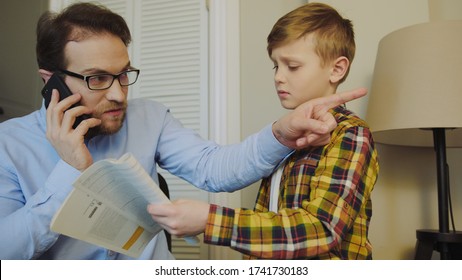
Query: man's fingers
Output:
[[312, 87, 367, 110], [297, 89, 365, 148], [334, 87, 367, 106], [296, 111, 337, 134]]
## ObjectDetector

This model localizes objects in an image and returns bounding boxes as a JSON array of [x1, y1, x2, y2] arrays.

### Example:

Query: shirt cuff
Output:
[[257, 124, 294, 166], [204, 204, 235, 246]]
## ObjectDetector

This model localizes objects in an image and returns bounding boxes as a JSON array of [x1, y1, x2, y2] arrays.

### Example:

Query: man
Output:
[[0, 2, 365, 259]]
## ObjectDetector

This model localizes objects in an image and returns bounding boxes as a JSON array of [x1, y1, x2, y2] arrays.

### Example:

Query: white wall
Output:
[[239, 0, 462, 259]]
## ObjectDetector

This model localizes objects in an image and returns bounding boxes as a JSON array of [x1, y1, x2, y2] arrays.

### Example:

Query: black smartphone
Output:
[[41, 73, 88, 128]]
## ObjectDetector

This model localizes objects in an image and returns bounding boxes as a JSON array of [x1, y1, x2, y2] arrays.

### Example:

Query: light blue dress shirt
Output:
[[0, 98, 291, 259]]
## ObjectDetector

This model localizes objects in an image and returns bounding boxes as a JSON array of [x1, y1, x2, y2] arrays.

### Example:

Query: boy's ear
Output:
[[329, 56, 349, 84]]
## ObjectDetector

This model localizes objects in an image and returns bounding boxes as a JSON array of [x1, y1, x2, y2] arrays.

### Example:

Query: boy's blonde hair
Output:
[[267, 2, 355, 83]]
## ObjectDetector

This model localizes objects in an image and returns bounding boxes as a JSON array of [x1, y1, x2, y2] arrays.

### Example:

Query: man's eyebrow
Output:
[[81, 62, 133, 74]]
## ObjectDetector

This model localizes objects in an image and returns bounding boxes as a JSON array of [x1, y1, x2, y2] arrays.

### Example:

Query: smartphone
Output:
[[41, 73, 89, 128]]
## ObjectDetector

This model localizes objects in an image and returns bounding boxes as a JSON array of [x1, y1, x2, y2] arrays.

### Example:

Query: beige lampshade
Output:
[[366, 20, 462, 147]]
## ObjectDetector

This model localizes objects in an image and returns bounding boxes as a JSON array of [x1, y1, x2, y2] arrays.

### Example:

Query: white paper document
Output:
[[51, 153, 175, 258]]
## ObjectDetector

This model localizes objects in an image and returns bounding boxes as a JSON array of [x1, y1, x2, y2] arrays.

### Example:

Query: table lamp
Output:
[[366, 20, 462, 259]]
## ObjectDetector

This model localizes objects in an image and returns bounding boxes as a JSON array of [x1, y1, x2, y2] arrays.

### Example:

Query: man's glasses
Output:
[[59, 69, 140, 90]]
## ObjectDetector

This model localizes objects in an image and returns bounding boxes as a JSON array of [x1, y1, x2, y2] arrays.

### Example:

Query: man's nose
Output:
[[105, 80, 126, 102]]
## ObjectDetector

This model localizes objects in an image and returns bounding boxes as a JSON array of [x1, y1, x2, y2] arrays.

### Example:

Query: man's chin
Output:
[[85, 121, 124, 139]]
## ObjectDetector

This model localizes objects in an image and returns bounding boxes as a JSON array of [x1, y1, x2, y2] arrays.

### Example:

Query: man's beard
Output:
[[85, 101, 127, 139]]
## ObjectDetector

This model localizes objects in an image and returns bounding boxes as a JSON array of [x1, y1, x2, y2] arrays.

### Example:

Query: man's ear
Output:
[[38, 69, 53, 84], [329, 56, 349, 84]]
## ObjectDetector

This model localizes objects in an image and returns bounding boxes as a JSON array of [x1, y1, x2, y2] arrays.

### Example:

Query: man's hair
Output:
[[36, 2, 131, 71], [267, 2, 355, 83]]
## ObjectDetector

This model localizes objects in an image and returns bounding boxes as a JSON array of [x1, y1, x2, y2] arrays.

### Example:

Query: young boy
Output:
[[148, 2, 379, 260]]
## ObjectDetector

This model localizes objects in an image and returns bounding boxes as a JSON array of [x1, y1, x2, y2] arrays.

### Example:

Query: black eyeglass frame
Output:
[[58, 68, 140, 90]]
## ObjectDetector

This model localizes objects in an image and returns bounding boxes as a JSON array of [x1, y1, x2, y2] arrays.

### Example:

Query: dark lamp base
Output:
[[415, 229, 462, 259]]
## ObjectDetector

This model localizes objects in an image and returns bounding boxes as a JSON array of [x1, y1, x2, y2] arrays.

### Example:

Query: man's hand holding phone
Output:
[[41, 73, 91, 128], [43, 75, 101, 171]]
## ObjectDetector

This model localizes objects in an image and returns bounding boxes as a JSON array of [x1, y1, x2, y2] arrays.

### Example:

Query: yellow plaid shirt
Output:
[[204, 106, 379, 259]]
